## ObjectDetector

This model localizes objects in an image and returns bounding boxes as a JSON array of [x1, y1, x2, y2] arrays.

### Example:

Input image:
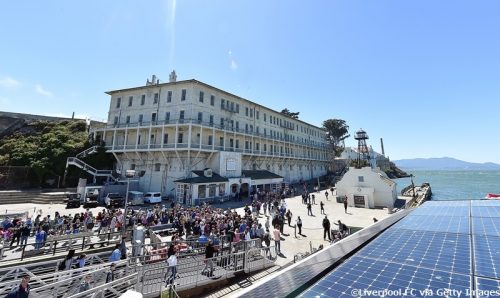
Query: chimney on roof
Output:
[[169, 70, 177, 83], [147, 74, 159, 86]]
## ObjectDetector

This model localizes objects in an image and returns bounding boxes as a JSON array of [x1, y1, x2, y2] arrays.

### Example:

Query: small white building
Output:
[[335, 166, 397, 209]]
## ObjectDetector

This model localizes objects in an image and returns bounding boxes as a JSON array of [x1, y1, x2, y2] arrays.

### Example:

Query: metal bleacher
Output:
[[0, 238, 277, 298]]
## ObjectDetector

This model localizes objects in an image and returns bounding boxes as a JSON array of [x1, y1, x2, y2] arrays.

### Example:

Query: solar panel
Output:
[[410, 205, 470, 217], [473, 217, 500, 237], [472, 200, 500, 207], [422, 200, 471, 206], [475, 277, 500, 298], [472, 206, 500, 218], [393, 214, 470, 234], [474, 235, 500, 279], [299, 256, 471, 298], [357, 229, 471, 275]]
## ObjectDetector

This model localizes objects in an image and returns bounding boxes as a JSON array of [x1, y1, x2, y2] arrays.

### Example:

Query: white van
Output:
[[144, 192, 162, 203], [127, 191, 144, 205]]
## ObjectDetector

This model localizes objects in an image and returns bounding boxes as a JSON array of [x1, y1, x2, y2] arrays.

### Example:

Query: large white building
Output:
[[90, 72, 330, 203]]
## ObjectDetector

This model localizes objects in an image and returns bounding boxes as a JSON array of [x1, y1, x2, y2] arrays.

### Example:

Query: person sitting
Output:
[[109, 244, 122, 262]]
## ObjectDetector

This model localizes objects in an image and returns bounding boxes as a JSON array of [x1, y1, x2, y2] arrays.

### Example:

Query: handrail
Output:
[[76, 146, 98, 159], [66, 157, 114, 177], [66, 272, 138, 298]]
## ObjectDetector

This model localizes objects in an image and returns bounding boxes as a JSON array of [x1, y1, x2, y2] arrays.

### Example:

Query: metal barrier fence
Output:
[[66, 272, 139, 298], [3, 229, 126, 262], [134, 237, 263, 267], [1, 239, 276, 297], [138, 245, 276, 297], [0, 257, 128, 296]]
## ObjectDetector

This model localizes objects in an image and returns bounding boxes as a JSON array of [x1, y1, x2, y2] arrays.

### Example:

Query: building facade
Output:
[[335, 166, 397, 209], [90, 73, 330, 200]]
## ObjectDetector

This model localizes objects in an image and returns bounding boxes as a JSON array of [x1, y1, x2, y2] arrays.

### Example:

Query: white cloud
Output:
[[228, 49, 238, 70], [230, 59, 238, 70], [0, 76, 20, 88], [35, 84, 53, 97]]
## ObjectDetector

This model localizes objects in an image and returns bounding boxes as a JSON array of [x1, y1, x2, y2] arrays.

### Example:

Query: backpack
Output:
[[58, 259, 66, 271], [263, 233, 271, 246]]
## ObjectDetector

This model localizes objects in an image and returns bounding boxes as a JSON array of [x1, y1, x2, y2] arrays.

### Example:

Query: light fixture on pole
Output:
[[122, 170, 146, 234]]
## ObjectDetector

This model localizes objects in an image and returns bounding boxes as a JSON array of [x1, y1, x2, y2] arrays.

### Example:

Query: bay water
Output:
[[395, 170, 500, 201]]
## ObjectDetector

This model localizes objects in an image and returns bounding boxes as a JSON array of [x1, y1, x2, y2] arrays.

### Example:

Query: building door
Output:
[[240, 183, 249, 198], [354, 195, 365, 208]]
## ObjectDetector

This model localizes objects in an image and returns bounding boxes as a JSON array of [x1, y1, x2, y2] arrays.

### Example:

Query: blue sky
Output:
[[1, 1, 500, 163]]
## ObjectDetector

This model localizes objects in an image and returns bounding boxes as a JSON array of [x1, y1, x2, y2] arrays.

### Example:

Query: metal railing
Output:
[[138, 245, 276, 296], [1, 242, 276, 297], [76, 146, 99, 159], [66, 272, 138, 298], [66, 157, 114, 177], [0, 257, 128, 296], [1, 229, 125, 263]]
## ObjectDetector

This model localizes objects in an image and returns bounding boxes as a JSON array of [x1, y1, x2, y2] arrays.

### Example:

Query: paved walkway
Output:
[[203, 190, 395, 297]]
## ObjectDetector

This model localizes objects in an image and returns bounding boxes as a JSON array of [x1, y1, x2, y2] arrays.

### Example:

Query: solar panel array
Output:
[[300, 200, 500, 297]]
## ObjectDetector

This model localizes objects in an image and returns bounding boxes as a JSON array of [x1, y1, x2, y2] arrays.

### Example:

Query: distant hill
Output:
[[394, 157, 500, 170]]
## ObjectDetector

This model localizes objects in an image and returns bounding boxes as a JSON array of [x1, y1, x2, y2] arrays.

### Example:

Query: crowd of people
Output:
[[4, 183, 358, 296]]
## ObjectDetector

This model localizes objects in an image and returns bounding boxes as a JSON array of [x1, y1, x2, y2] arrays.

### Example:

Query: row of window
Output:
[[113, 113, 321, 144], [115, 89, 187, 109], [131, 162, 325, 173], [129, 132, 322, 150], [130, 162, 326, 175], [115, 90, 322, 137]]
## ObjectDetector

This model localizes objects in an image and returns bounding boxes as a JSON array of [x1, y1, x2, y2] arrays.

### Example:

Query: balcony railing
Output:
[[98, 119, 329, 150], [103, 145, 327, 160]]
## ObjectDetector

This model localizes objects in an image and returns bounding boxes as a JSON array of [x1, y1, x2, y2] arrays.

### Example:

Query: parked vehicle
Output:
[[104, 193, 125, 208], [66, 193, 81, 208], [127, 191, 144, 205], [83, 188, 100, 208], [144, 192, 162, 204]]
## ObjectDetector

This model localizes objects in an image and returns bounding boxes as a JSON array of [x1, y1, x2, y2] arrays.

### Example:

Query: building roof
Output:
[[242, 170, 283, 180], [105, 79, 325, 130], [174, 171, 228, 184]]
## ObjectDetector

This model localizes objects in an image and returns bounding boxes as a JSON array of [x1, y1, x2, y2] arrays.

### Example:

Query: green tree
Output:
[[0, 120, 90, 186], [323, 119, 350, 157], [280, 108, 300, 119]]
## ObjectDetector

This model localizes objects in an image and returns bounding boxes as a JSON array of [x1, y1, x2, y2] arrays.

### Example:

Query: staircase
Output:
[[75, 145, 98, 159], [0, 190, 69, 205], [65, 157, 116, 181]]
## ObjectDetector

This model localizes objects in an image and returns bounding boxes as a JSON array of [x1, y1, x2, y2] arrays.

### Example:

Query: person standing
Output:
[[325, 191, 329, 201], [6, 275, 30, 298], [320, 201, 325, 214], [59, 249, 76, 271], [76, 253, 86, 269], [322, 216, 331, 241], [296, 216, 303, 235], [20, 224, 30, 247], [307, 202, 313, 216], [105, 263, 116, 283], [273, 225, 281, 255], [119, 235, 127, 260], [34, 228, 45, 250], [9, 222, 21, 248], [78, 275, 92, 293], [285, 210, 292, 227], [165, 251, 178, 284], [343, 196, 348, 214], [311, 194, 316, 205], [203, 240, 215, 277]]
